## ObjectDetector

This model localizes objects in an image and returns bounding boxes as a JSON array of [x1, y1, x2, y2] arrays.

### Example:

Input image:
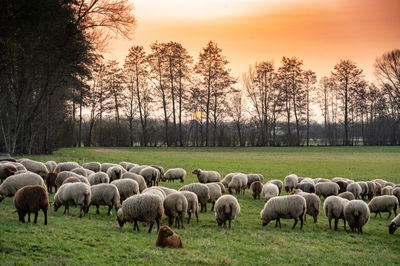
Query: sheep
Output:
[[9, 162, 27, 172], [163, 192, 188, 229], [323, 196, 349, 230], [212, 182, 226, 194], [164, 168, 186, 183], [267, 180, 283, 195], [205, 183, 222, 211], [87, 183, 120, 215], [260, 195, 306, 230], [247, 174, 263, 188], [0, 164, 17, 182], [385, 182, 395, 187], [221, 173, 240, 188], [192, 169, 221, 183], [45, 161, 57, 173], [156, 225, 184, 248], [315, 182, 340, 198], [344, 200, 370, 234], [357, 182, 368, 200], [101, 163, 118, 173], [42, 172, 57, 193], [335, 180, 349, 193], [315, 178, 331, 183], [88, 172, 110, 185], [156, 186, 178, 196], [366, 181, 376, 200], [139, 166, 160, 187], [54, 182, 91, 217], [389, 213, 400, 234], [150, 165, 165, 181], [82, 162, 101, 172], [106, 166, 126, 182], [119, 162, 138, 171], [122, 172, 147, 192], [55, 162, 80, 173], [62, 176, 81, 185], [117, 194, 164, 233], [55, 171, 86, 188], [373, 179, 387, 188], [262, 183, 279, 203], [129, 165, 149, 174], [20, 159, 49, 178], [392, 187, 400, 205], [179, 183, 210, 212], [0, 172, 45, 202], [346, 182, 362, 199], [142, 187, 166, 200], [299, 177, 315, 184], [71, 167, 88, 177], [13, 185, 49, 225], [368, 195, 398, 219], [338, 191, 355, 201], [111, 179, 139, 202], [291, 189, 320, 223], [214, 195, 240, 229], [295, 182, 315, 194], [284, 174, 298, 193], [180, 191, 199, 224], [374, 182, 383, 196], [251, 181, 263, 200], [228, 173, 248, 195], [382, 186, 393, 195]]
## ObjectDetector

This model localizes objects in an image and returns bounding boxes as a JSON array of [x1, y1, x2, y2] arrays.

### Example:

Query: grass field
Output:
[[1, 146, 400, 264]]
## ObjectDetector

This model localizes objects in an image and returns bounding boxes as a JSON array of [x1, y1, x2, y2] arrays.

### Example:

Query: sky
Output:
[[106, 0, 400, 82]]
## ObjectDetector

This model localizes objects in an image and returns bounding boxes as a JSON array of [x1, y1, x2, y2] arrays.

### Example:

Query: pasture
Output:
[[1, 146, 400, 264]]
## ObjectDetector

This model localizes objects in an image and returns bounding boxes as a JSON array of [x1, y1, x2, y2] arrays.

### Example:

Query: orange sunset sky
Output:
[[106, 0, 400, 82]]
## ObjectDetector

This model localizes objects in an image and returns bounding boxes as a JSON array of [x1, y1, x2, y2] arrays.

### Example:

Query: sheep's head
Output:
[[0, 194, 4, 203], [192, 169, 200, 175], [261, 216, 271, 227], [44, 172, 57, 182], [389, 222, 398, 234], [228, 187, 233, 194], [117, 209, 124, 227], [3, 165, 17, 177], [180, 177, 184, 183], [158, 225, 173, 237], [291, 189, 302, 195], [53, 201, 60, 212], [216, 217, 223, 227]]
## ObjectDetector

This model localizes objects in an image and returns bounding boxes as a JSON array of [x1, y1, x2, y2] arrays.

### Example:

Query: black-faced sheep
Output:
[[368, 195, 398, 219], [192, 169, 221, 184], [163, 192, 188, 229], [156, 225, 184, 248], [284, 174, 298, 193], [292, 189, 320, 223], [323, 196, 349, 230], [179, 183, 210, 212], [0, 172, 45, 202], [164, 168, 186, 183], [315, 182, 340, 198], [54, 182, 91, 217], [262, 183, 279, 203], [214, 195, 240, 229], [88, 183, 120, 215], [344, 200, 370, 234], [251, 181, 263, 200], [14, 185, 49, 225], [180, 191, 199, 224], [117, 194, 164, 233], [122, 172, 147, 192], [111, 179, 139, 202], [389, 213, 400, 234], [260, 195, 306, 230], [335, 180, 349, 193]]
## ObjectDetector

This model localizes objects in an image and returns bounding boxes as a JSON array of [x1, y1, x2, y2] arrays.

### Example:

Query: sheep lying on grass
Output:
[[156, 225, 184, 248]]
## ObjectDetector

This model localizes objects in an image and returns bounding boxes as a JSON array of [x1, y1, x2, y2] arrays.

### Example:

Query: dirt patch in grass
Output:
[[93, 148, 126, 154]]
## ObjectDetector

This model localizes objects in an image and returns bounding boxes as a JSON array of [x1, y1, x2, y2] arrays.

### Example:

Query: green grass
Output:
[[1, 146, 400, 264]]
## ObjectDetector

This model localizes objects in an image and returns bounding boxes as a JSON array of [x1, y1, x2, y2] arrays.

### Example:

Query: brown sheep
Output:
[[251, 181, 263, 200], [0, 165, 17, 182], [156, 225, 184, 248], [335, 180, 349, 193], [13, 185, 49, 225], [44, 172, 58, 193]]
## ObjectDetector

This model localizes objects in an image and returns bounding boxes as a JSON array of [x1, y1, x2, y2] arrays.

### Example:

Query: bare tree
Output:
[[303, 70, 317, 146]]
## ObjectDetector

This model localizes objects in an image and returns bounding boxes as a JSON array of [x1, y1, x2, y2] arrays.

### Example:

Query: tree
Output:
[[229, 90, 246, 146], [303, 70, 317, 146], [331, 59, 364, 145]]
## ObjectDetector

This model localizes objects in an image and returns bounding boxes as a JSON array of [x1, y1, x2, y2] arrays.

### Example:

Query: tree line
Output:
[[1, 1, 399, 154]]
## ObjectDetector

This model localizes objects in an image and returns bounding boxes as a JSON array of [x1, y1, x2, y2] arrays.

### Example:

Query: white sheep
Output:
[[88, 183, 120, 215], [389, 213, 400, 234], [164, 168, 186, 183], [82, 162, 101, 172], [156, 186, 178, 196], [107, 166, 126, 182], [368, 195, 398, 219], [346, 182, 362, 199], [55, 171, 86, 188], [267, 180, 283, 195], [179, 183, 210, 212], [315, 182, 340, 198], [55, 162, 80, 173], [262, 183, 279, 203], [338, 191, 355, 201], [111, 179, 139, 202], [180, 191, 199, 224], [221, 172, 240, 188], [344, 200, 370, 234], [284, 174, 298, 193], [20, 159, 49, 178], [292, 189, 320, 223], [71, 167, 88, 177], [228, 173, 248, 195], [122, 172, 147, 192], [382, 186, 393, 195], [54, 182, 91, 217], [163, 192, 188, 229], [139, 166, 160, 187], [192, 169, 221, 183], [0, 172, 45, 202], [142, 187, 166, 200], [205, 183, 222, 211], [247, 174, 263, 188], [45, 161, 57, 173], [323, 196, 349, 230], [214, 195, 240, 229], [129, 165, 149, 174], [100, 163, 118, 173], [88, 172, 110, 185]]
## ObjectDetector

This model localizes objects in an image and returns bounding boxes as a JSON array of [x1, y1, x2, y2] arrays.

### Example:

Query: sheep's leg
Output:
[[181, 215, 184, 229], [292, 218, 299, 230], [205, 203, 207, 213], [43, 209, 47, 225], [328, 218, 332, 230], [275, 220, 279, 228], [387, 211, 391, 219], [34, 212, 38, 224], [358, 226, 362, 234], [223, 221, 226, 228], [228, 220, 231, 229], [18, 213, 25, 223], [175, 217, 179, 228], [79, 205, 84, 217], [148, 222, 154, 233], [343, 219, 347, 231], [195, 212, 199, 223], [334, 219, 338, 230], [304, 214, 307, 222], [278, 219, 281, 229], [168, 217, 173, 227], [187, 212, 191, 224], [107, 205, 112, 216], [67, 205, 70, 215], [63, 206, 67, 215], [300, 215, 304, 229], [211, 202, 215, 211], [200, 203, 204, 213], [374, 212, 377, 218], [313, 214, 317, 223], [379, 212, 382, 218], [96, 205, 100, 215], [134, 220, 139, 231]]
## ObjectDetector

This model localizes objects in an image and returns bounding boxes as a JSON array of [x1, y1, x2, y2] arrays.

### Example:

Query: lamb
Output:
[[82, 162, 101, 172], [214, 195, 240, 229], [164, 168, 186, 183], [62, 176, 81, 185], [338, 191, 355, 201], [180, 191, 199, 224], [55, 162, 80, 173], [205, 183, 222, 211], [267, 180, 283, 195], [284, 174, 298, 193], [71, 167, 88, 177], [107, 166, 126, 182], [13, 185, 49, 225], [389, 213, 400, 234], [392, 187, 400, 205], [139, 166, 160, 187], [0, 172, 45, 202], [45, 161, 57, 173], [344, 200, 370, 234], [88, 172, 110, 185], [142, 187, 166, 200], [221, 173, 240, 188], [54, 182, 91, 217], [251, 181, 263, 200], [156, 225, 184, 248], [382, 186, 393, 195], [228, 173, 248, 195], [367, 195, 398, 219], [87, 183, 120, 215], [163, 192, 188, 229], [192, 169, 221, 183], [295, 182, 315, 193], [111, 179, 139, 202], [179, 183, 210, 212], [247, 174, 263, 188], [0, 164, 17, 182], [366, 181, 376, 200], [315, 182, 340, 198], [157, 186, 178, 196], [117, 194, 164, 233], [101, 163, 118, 173], [323, 196, 349, 230], [122, 172, 147, 192], [20, 159, 49, 178], [335, 180, 349, 193], [292, 189, 320, 223], [260, 195, 306, 229], [346, 182, 362, 199], [262, 183, 279, 203]]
